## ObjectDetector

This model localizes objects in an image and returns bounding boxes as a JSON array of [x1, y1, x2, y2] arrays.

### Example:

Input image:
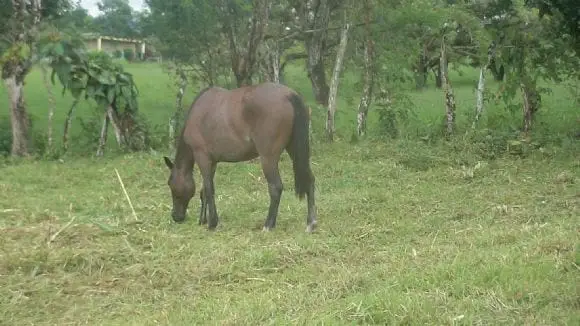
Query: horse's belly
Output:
[[210, 138, 258, 162]]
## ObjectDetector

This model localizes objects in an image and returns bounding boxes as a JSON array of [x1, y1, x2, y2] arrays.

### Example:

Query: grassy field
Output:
[[1, 142, 579, 324], [1, 62, 579, 324]]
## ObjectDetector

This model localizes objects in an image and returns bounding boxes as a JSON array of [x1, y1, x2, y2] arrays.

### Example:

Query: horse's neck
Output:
[[174, 141, 194, 174]]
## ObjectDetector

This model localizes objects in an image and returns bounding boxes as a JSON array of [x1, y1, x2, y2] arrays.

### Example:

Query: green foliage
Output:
[[124, 112, 168, 151], [486, 0, 580, 112], [75, 109, 166, 154], [4, 0, 580, 154], [375, 89, 416, 139], [0, 0, 74, 55], [37, 27, 86, 92], [41, 37, 140, 115], [0, 113, 46, 157], [53, 3, 95, 32], [525, 0, 580, 52], [145, 0, 232, 85], [82, 51, 139, 112], [0, 117, 12, 156], [93, 0, 140, 39], [0, 43, 32, 70], [31, 27, 142, 156], [123, 48, 135, 61]]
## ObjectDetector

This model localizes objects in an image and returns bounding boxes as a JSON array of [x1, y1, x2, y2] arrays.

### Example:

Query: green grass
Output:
[[1, 142, 579, 324], [1, 61, 579, 324]]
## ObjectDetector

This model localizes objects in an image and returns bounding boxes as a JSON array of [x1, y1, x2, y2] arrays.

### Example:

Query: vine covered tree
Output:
[[0, 0, 72, 156]]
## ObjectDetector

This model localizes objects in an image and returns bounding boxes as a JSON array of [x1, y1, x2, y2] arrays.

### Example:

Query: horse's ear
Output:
[[163, 156, 174, 170]]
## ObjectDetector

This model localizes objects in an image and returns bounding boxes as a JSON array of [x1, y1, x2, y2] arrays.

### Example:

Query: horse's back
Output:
[[190, 82, 297, 115], [239, 83, 299, 157], [241, 82, 297, 118], [182, 82, 301, 161]]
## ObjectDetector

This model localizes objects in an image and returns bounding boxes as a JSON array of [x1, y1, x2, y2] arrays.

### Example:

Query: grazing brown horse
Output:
[[163, 82, 317, 232]]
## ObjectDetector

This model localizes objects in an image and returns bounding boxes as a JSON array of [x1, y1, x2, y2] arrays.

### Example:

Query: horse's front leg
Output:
[[197, 156, 218, 230]]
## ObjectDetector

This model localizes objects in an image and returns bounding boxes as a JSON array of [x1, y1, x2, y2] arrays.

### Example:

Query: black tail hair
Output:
[[287, 93, 313, 200]]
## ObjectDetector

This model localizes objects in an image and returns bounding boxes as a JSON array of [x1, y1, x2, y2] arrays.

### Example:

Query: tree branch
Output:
[[265, 21, 368, 43]]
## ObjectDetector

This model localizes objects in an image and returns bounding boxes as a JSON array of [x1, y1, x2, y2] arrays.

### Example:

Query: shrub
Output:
[[113, 49, 123, 59], [0, 114, 46, 157], [375, 88, 415, 139], [76, 110, 169, 156], [0, 116, 11, 156], [123, 48, 135, 62]]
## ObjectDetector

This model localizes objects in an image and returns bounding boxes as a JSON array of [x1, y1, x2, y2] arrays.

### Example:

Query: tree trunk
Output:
[[415, 43, 429, 90], [169, 68, 187, 150], [1, 0, 42, 157], [106, 106, 125, 148], [62, 99, 79, 151], [326, 22, 350, 142], [521, 80, 540, 134], [270, 45, 280, 84], [263, 40, 281, 83], [3, 75, 30, 156], [303, 0, 331, 106], [440, 38, 455, 136], [307, 50, 330, 106], [41, 64, 57, 150], [433, 63, 442, 88], [168, 117, 176, 150], [472, 44, 496, 129], [221, 0, 270, 87], [415, 54, 428, 90], [488, 58, 505, 81], [472, 67, 486, 129], [356, 0, 375, 137], [96, 111, 109, 157]]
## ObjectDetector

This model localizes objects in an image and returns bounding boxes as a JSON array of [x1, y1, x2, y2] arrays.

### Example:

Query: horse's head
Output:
[[163, 156, 195, 223]]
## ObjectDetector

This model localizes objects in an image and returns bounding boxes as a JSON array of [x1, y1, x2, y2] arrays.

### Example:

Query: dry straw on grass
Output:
[[114, 168, 139, 222]]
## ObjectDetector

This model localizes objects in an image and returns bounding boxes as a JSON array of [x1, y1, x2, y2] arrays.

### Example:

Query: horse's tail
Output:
[[287, 92, 313, 200]]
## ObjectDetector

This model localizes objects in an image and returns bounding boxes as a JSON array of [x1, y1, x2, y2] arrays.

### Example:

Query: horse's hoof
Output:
[[262, 226, 272, 232], [305, 222, 317, 233], [171, 214, 186, 223]]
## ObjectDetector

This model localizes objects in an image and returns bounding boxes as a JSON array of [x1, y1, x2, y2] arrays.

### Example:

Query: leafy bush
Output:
[[0, 116, 11, 156], [123, 48, 135, 61], [0, 114, 46, 157], [77, 110, 103, 155], [121, 112, 167, 152], [375, 88, 415, 139], [75, 110, 168, 156]]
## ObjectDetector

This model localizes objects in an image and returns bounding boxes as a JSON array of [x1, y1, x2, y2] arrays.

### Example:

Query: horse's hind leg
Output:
[[260, 155, 283, 231], [305, 171, 317, 232], [286, 146, 317, 232], [198, 187, 206, 225]]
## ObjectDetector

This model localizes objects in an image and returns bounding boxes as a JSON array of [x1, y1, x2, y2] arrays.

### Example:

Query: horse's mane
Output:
[[174, 86, 213, 164]]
